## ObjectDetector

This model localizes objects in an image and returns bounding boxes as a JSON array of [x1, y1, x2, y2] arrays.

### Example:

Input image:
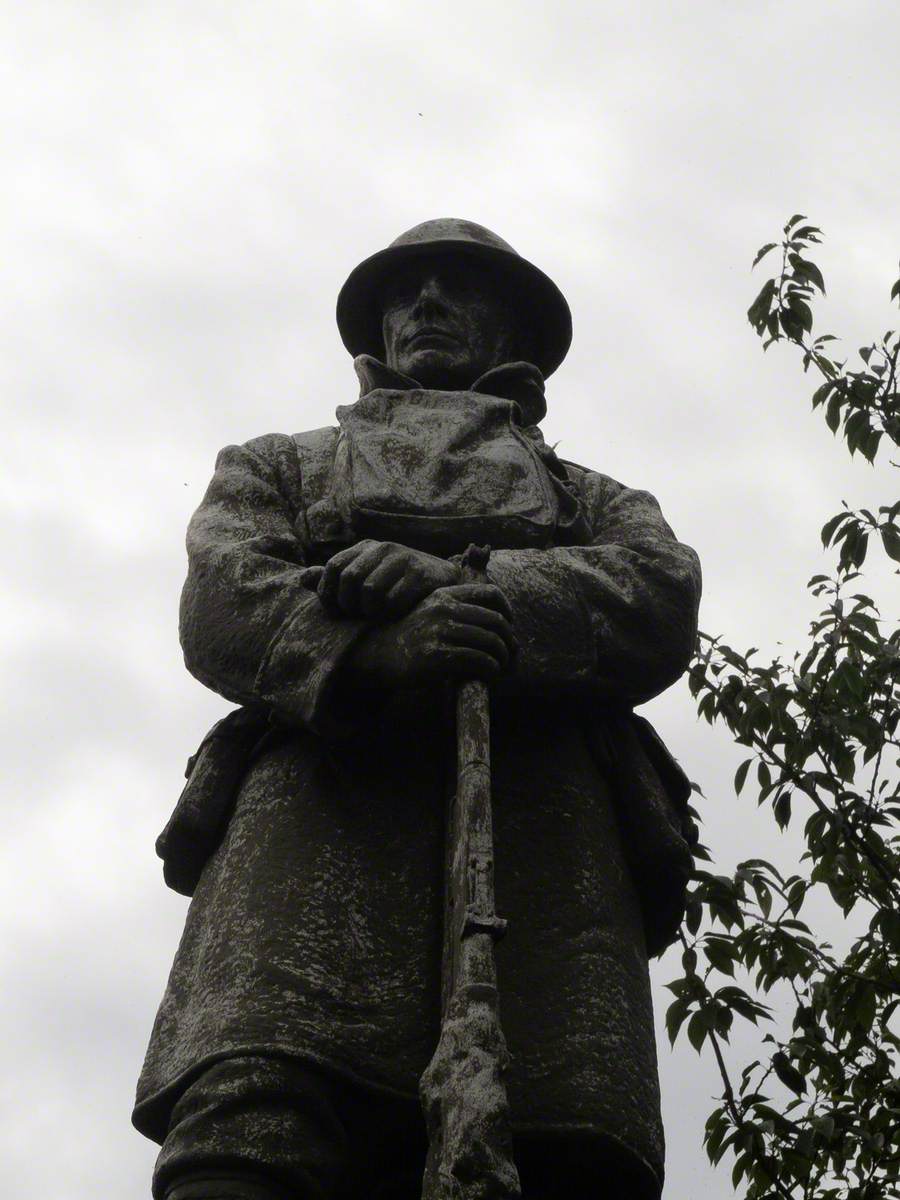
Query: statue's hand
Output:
[[345, 583, 515, 688], [315, 540, 463, 620]]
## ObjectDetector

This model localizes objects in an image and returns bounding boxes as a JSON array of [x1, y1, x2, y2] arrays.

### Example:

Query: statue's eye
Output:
[[381, 286, 415, 311], [437, 265, 471, 295]]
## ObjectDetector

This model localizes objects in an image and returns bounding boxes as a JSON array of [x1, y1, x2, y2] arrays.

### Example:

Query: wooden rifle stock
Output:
[[419, 545, 520, 1200]]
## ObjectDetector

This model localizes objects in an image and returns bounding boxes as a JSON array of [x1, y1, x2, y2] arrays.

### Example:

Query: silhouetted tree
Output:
[[668, 218, 900, 1199]]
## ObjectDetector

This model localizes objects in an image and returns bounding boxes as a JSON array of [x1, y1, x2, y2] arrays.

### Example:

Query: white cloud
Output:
[[5, 3, 898, 1197]]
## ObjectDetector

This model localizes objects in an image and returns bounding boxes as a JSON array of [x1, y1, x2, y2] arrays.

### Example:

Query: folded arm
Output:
[[486, 472, 701, 706], [179, 435, 370, 737], [182, 440, 699, 725]]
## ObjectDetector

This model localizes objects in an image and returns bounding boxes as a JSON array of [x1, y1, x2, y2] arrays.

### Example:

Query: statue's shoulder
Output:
[[220, 430, 300, 466], [289, 425, 340, 459], [211, 430, 339, 516], [234, 429, 328, 459], [557, 455, 592, 480], [228, 428, 340, 479], [558, 456, 625, 499], [557, 458, 671, 529]]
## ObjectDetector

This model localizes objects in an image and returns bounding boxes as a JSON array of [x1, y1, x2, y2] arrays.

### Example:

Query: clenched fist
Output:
[[307, 540, 463, 621], [345, 583, 515, 688]]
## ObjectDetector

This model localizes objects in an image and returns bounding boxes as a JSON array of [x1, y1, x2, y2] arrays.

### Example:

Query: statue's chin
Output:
[[396, 348, 482, 390]]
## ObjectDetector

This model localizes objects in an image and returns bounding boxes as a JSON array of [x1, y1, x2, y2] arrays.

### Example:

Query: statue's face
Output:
[[380, 257, 520, 388]]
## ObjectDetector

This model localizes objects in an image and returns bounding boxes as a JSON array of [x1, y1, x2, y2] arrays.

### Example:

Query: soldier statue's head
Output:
[[336, 218, 572, 390]]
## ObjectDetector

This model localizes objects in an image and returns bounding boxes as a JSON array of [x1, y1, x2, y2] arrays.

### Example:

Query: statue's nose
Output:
[[411, 273, 448, 316]]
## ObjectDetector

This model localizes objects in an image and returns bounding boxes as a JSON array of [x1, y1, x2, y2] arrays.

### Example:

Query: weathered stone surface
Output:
[[135, 219, 701, 1200]]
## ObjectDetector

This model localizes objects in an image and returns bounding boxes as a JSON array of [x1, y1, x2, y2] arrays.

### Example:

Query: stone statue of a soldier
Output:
[[133, 219, 701, 1200]]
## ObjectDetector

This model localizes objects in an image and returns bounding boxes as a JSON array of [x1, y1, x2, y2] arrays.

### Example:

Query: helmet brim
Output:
[[336, 238, 572, 379]]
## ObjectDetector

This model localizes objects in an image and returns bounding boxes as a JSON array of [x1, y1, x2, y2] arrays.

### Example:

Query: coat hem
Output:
[[132, 1043, 662, 1195], [133, 1043, 419, 1144]]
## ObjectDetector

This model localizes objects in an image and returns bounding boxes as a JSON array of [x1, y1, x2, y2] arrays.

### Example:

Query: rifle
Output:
[[419, 544, 520, 1200], [302, 545, 520, 1198]]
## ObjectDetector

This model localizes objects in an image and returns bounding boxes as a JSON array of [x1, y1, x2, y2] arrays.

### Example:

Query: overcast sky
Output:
[[3, 3, 898, 1198]]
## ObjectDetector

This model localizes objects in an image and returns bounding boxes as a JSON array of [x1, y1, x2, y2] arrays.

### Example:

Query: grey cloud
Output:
[[6, 4, 898, 1198]]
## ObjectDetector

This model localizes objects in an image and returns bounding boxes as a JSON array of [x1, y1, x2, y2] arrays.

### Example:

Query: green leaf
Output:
[[748, 279, 776, 333], [705, 1110, 730, 1163], [880, 524, 900, 562], [796, 1127, 815, 1158], [752, 876, 772, 917], [787, 879, 806, 914], [862, 427, 883, 463], [846, 527, 869, 568], [780, 308, 805, 341], [688, 1010, 708, 1053], [772, 1051, 807, 1095], [789, 252, 826, 294], [666, 997, 690, 1045], [698, 691, 716, 724], [812, 1114, 835, 1141], [788, 295, 814, 333], [821, 511, 850, 546], [825, 391, 842, 432], [734, 758, 751, 795], [705, 936, 737, 977], [731, 1152, 749, 1189], [811, 379, 835, 408], [752, 242, 778, 268]]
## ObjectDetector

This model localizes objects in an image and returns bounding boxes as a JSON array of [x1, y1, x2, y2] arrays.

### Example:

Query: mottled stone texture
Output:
[[135, 356, 701, 1199]]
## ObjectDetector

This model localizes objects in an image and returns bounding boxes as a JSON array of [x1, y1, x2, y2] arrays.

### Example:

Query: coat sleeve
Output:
[[179, 434, 369, 737], [487, 471, 701, 706]]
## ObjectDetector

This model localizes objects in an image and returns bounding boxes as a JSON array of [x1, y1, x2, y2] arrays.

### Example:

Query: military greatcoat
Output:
[[134, 357, 701, 1198]]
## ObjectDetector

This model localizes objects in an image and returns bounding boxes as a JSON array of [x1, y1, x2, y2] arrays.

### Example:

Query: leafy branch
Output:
[[670, 220, 900, 1200]]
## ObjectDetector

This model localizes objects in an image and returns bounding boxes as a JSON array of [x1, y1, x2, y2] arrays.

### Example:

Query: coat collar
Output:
[[352, 354, 548, 425]]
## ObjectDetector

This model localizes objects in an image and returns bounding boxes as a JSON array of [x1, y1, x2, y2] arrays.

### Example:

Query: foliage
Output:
[[668, 217, 900, 1199]]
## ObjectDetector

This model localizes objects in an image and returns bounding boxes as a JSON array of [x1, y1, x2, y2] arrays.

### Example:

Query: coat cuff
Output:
[[253, 598, 370, 740]]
